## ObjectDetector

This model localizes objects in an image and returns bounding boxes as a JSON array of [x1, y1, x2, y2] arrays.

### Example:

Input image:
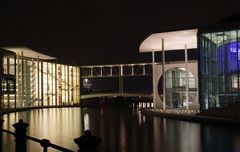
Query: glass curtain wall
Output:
[[165, 68, 197, 109], [16, 57, 42, 107], [1, 55, 16, 109], [199, 28, 240, 110], [15, 55, 80, 108], [55, 64, 80, 105]]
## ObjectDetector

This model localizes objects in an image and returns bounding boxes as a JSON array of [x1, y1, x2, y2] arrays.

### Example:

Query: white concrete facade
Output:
[[154, 61, 199, 110]]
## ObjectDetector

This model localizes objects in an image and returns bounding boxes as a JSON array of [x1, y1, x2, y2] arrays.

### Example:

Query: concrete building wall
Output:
[[154, 61, 199, 110]]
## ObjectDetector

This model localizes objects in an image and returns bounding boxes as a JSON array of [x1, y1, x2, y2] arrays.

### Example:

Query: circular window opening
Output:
[[157, 67, 197, 109]]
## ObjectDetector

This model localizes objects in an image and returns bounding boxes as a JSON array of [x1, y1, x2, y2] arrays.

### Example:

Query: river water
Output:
[[1, 107, 240, 152]]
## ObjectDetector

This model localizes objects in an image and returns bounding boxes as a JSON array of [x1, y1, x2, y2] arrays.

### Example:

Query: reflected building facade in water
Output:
[[2, 107, 239, 151]]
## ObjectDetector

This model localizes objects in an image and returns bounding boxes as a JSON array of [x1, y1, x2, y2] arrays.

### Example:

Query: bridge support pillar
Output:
[[100, 66, 103, 77], [119, 65, 123, 93], [90, 68, 93, 77], [143, 65, 146, 75], [131, 65, 134, 75], [110, 67, 113, 76]]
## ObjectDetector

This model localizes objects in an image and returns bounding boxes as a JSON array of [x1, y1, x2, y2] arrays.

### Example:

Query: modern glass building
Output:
[[1, 15, 238, 112], [139, 29, 199, 110], [199, 24, 240, 110], [139, 14, 239, 111], [0, 47, 80, 110]]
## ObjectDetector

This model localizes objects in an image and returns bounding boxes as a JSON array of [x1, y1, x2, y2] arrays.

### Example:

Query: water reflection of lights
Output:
[[138, 111, 142, 125], [84, 114, 90, 130], [84, 78, 88, 83], [138, 110, 146, 125]]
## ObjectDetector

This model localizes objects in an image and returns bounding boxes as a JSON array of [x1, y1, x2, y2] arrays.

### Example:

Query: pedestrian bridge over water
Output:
[[80, 60, 199, 110], [80, 63, 153, 100]]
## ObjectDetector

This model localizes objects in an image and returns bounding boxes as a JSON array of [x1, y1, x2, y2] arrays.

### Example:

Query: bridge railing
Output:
[[81, 63, 152, 78], [80, 92, 152, 100], [0, 119, 84, 152]]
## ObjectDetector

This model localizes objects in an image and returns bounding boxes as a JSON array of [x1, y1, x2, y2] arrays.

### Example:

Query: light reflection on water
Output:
[[1, 107, 240, 152]]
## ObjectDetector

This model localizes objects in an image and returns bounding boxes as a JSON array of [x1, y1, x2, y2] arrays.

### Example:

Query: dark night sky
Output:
[[0, 0, 239, 65]]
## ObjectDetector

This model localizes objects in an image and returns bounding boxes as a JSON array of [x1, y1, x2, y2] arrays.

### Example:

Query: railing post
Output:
[[12, 119, 29, 152], [0, 119, 3, 134], [74, 130, 101, 151], [0, 119, 4, 152], [40, 139, 51, 152]]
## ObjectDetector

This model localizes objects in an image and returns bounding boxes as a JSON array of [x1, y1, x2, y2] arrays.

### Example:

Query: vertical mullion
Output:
[[237, 30, 240, 101]]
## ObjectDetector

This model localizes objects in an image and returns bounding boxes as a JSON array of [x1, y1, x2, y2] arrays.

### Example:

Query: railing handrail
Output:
[[1, 128, 74, 152]]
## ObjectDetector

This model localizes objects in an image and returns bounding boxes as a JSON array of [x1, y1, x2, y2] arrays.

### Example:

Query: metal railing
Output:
[[0, 119, 77, 152]]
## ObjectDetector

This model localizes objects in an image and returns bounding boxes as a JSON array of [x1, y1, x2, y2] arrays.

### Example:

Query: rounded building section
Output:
[[158, 67, 198, 109]]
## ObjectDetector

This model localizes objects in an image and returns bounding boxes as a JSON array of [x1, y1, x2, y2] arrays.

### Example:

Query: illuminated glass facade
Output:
[[199, 27, 240, 110], [165, 68, 197, 109], [0, 49, 16, 109], [0, 50, 80, 109]]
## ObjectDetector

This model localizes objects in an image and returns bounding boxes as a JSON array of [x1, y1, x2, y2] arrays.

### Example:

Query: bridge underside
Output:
[[81, 93, 152, 100]]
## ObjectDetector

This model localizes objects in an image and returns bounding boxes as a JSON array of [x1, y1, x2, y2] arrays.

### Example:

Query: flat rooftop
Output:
[[2, 47, 56, 60]]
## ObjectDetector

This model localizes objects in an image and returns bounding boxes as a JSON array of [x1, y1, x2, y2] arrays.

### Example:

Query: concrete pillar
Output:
[[143, 65, 146, 75], [120, 65, 123, 76], [131, 65, 134, 75], [118, 65, 123, 93], [162, 38, 166, 110], [152, 50, 156, 108], [100, 66, 103, 77], [185, 44, 189, 110], [110, 66, 113, 76], [90, 68, 93, 77]]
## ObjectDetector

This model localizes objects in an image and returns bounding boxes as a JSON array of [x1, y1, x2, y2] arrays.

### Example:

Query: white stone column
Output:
[[185, 44, 189, 110], [152, 50, 156, 108], [162, 38, 166, 110]]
